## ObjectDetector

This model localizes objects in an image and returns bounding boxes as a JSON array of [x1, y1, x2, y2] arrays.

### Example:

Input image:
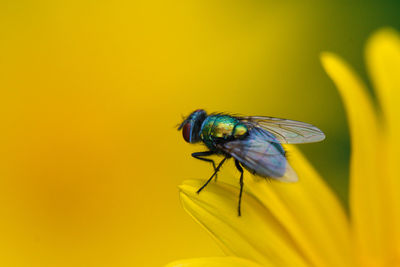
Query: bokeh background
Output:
[[0, 0, 399, 266]]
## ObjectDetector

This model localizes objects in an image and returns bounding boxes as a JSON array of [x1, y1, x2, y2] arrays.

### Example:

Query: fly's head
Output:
[[178, 109, 207, 143]]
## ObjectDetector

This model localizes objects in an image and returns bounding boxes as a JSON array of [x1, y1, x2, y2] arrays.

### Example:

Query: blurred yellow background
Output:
[[0, 0, 399, 266]]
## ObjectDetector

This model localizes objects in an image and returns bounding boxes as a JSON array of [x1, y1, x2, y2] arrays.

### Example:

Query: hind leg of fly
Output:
[[192, 151, 218, 180], [197, 157, 228, 194], [235, 159, 244, 216]]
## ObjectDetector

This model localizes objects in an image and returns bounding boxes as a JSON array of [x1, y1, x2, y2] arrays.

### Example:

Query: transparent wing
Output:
[[239, 116, 325, 144], [222, 127, 298, 182]]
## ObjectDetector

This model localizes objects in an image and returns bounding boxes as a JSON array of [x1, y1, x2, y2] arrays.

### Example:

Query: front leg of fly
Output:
[[196, 157, 228, 194], [191, 151, 219, 181]]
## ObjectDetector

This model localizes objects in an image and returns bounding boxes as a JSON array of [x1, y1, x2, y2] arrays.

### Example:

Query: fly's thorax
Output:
[[212, 116, 237, 138], [200, 115, 248, 150]]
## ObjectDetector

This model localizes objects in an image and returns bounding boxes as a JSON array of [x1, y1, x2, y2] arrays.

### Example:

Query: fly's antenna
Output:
[[176, 120, 186, 130]]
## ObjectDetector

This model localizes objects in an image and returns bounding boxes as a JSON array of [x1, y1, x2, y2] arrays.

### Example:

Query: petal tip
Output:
[[369, 27, 400, 43], [320, 51, 336, 62], [366, 27, 400, 59], [320, 52, 345, 73], [178, 179, 201, 192]]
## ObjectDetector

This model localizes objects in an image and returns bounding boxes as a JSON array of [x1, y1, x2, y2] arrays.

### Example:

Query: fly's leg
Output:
[[192, 151, 218, 180], [197, 157, 228, 194], [235, 159, 244, 217]]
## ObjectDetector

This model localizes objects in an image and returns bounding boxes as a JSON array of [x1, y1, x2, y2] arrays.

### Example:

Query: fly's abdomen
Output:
[[200, 115, 248, 151]]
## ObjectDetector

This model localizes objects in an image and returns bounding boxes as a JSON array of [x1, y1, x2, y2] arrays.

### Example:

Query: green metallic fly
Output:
[[178, 109, 325, 216]]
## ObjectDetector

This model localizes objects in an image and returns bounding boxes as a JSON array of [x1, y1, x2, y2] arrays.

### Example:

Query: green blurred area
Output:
[[195, 0, 400, 207], [280, 0, 400, 206]]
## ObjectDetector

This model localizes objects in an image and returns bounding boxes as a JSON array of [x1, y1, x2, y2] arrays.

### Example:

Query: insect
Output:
[[178, 109, 325, 216]]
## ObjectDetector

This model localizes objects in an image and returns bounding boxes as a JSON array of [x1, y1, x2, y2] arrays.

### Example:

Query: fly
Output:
[[178, 109, 325, 216]]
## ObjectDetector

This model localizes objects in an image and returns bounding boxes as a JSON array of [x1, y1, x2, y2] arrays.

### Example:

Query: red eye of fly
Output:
[[182, 122, 191, 143]]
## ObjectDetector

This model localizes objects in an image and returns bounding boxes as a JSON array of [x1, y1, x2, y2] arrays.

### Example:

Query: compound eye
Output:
[[182, 122, 192, 143]]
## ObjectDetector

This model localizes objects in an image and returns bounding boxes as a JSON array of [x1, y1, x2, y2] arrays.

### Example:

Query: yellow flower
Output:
[[166, 28, 400, 267]]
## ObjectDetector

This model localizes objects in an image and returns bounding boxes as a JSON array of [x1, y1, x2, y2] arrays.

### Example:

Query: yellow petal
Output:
[[366, 28, 400, 264], [180, 147, 352, 267], [165, 257, 264, 267], [179, 180, 309, 267], [244, 146, 352, 267], [321, 53, 385, 265]]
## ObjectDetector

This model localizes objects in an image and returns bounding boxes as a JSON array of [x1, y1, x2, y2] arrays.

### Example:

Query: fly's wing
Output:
[[222, 127, 298, 182], [239, 116, 325, 144]]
